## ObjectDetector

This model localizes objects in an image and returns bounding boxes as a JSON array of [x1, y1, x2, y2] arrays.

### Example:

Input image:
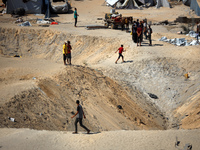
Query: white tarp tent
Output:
[[6, 0, 43, 14], [156, 0, 171, 8], [106, 0, 156, 8]]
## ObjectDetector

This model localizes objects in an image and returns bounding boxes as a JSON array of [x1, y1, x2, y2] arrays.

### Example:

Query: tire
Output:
[[111, 23, 115, 29], [105, 23, 109, 28]]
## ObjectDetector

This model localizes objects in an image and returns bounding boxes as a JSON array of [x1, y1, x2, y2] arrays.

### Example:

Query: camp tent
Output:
[[155, 0, 171, 8], [106, 0, 156, 8], [116, 0, 137, 8], [106, 0, 119, 6], [183, 0, 200, 16], [190, 0, 200, 16], [6, 0, 44, 14]]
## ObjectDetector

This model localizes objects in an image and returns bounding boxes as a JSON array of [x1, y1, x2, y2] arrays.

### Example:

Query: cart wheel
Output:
[[105, 23, 109, 28], [111, 23, 115, 29]]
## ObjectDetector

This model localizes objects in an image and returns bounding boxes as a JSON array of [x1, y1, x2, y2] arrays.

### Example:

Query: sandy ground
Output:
[[0, 128, 200, 150], [0, 0, 200, 149]]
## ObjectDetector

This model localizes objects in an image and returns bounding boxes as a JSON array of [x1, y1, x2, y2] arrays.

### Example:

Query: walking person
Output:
[[143, 20, 148, 39], [147, 24, 153, 46], [132, 22, 137, 43], [71, 100, 90, 134], [196, 22, 200, 43], [63, 41, 67, 65], [115, 45, 126, 64], [66, 41, 72, 65], [74, 8, 78, 27], [137, 24, 142, 46]]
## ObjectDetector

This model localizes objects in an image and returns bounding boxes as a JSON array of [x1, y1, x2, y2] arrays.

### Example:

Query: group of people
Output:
[[63, 41, 72, 65], [132, 19, 152, 46]]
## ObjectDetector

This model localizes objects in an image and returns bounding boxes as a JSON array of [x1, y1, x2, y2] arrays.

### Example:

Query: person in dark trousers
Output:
[[71, 100, 90, 134], [115, 45, 126, 64], [143, 21, 148, 39], [74, 8, 78, 27], [63, 41, 67, 65], [197, 22, 200, 43], [132, 22, 137, 43], [147, 25, 152, 46], [66, 41, 72, 65], [136, 19, 139, 27]]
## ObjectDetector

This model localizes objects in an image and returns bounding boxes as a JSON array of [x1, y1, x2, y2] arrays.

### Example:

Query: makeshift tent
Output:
[[182, 0, 191, 6], [6, 0, 44, 14], [155, 0, 171, 8], [116, 0, 137, 9], [106, 0, 155, 8], [144, 0, 155, 6], [106, 0, 119, 6], [183, 0, 200, 16], [190, 0, 200, 16]]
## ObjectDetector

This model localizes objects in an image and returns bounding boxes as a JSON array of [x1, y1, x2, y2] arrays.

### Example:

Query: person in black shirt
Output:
[[71, 100, 90, 134], [147, 25, 153, 46]]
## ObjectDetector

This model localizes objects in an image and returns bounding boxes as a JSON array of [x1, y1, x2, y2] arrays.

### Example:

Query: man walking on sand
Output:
[[74, 8, 78, 27], [63, 41, 67, 65], [115, 45, 126, 64], [71, 100, 90, 134]]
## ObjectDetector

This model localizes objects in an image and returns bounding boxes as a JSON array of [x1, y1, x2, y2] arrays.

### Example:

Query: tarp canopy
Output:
[[6, 0, 44, 14]]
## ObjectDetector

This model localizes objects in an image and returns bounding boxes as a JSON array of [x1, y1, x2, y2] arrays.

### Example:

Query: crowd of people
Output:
[[131, 19, 152, 46]]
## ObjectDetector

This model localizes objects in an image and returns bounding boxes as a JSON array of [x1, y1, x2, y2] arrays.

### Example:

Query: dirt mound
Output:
[[0, 65, 167, 131]]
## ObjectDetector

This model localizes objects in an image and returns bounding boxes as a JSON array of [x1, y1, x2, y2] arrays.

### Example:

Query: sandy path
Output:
[[0, 128, 200, 150]]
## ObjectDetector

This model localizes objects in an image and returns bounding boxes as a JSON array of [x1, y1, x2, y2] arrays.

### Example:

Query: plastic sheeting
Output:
[[159, 36, 199, 46], [51, 2, 69, 14], [18, 21, 32, 26], [6, 0, 43, 14]]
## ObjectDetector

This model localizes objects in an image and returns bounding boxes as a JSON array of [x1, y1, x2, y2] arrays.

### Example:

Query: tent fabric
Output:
[[117, 0, 136, 8], [145, 0, 155, 6], [182, 0, 191, 6], [51, 2, 69, 14], [190, 0, 200, 16], [183, 0, 200, 16], [156, 0, 171, 8], [106, 0, 119, 6], [6, 0, 43, 14]]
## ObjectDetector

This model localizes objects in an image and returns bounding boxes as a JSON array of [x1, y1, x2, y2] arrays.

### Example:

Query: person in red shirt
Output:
[[115, 45, 126, 64], [137, 24, 143, 46], [66, 41, 72, 65]]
